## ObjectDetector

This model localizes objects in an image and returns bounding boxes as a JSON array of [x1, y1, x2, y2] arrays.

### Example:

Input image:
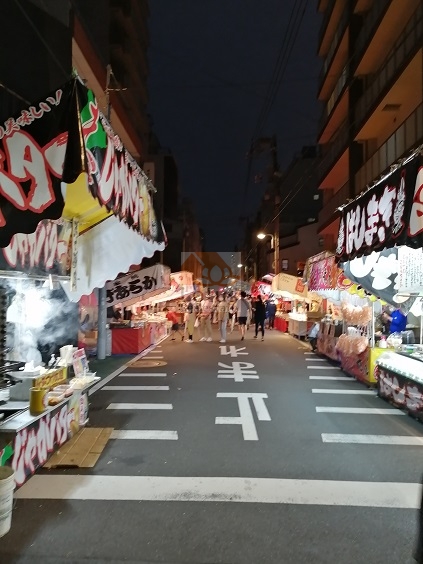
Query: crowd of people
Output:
[[164, 291, 278, 344]]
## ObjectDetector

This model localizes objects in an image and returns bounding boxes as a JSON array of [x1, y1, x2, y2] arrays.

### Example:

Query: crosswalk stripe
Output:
[[309, 376, 352, 381], [102, 386, 170, 391], [107, 403, 173, 410], [111, 430, 178, 440], [119, 373, 167, 377], [15, 475, 420, 508], [322, 433, 423, 445], [307, 366, 340, 370], [312, 389, 376, 395], [316, 406, 404, 415], [304, 352, 315, 355], [305, 358, 326, 361]]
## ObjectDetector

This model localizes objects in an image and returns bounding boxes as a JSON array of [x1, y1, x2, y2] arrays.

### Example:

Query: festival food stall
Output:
[[271, 273, 322, 337], [106, 265, 171, 355], [375, 246, 423, 416], [0, 348, 99, 487], [0, 77, 166, 484], [334, 150, 423, 390]]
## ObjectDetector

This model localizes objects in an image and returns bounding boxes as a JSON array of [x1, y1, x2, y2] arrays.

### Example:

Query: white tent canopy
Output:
[[62, 215, 165, 302]]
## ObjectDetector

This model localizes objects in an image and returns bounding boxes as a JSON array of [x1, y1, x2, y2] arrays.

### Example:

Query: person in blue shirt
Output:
[[383, 308, 407, 334]]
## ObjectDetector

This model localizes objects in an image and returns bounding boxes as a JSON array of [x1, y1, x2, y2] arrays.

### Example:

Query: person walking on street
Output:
[[199, 294, 213, 342], [308, 321, 320, 352], [236, 291, 251, 341], [253, 295, 266, 341], [266, 300, 277, 329], [164, 307, 183, 341], [217, 293, 229, 343], [184, 299, 196, 343]]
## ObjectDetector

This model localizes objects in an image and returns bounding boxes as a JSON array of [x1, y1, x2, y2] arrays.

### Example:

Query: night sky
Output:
[[148, 1, 322, 251]]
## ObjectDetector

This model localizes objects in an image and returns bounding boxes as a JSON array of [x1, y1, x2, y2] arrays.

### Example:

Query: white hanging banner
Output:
[[106, 264, 171, 307], [398, 246, 423, 294]]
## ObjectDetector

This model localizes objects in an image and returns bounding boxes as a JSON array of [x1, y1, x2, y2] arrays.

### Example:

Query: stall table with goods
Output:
[[0, 349, 99, 488], [110, 314, 168, 355], [376, 346, 423, 419]]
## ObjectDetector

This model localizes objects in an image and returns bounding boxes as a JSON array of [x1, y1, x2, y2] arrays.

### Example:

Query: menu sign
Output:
[[336, 157, 422, 262]]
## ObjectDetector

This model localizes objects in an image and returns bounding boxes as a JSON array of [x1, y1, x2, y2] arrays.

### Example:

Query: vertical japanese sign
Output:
[[0, 80, 84, 248], [78, 85, 165, 244], [336, 156, 422, 262]]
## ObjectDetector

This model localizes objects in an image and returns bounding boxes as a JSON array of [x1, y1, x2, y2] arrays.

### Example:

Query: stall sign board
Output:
[[398, 246, 423, 293], [336, 156, 422, 263], [377, 366, 423, 417], [0, 219, 73, 277], [106, 264, 168, 307], [72, 348, 89, 378], [79, 86, 165, 244], [0, 81, 84, 248], [9, 390, 88, 487], [33, 367, 67, 390]]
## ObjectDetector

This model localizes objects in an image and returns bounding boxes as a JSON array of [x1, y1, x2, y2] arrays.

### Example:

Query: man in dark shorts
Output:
[[164, 307, 183, 341], [235, 291, 251, 341]]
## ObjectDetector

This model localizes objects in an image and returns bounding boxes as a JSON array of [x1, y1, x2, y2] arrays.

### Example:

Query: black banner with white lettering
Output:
[[336, 156, 423, 263], [0, 219, 72, 277], [78, 83, 165, 244], [0, 80, 84, 248]]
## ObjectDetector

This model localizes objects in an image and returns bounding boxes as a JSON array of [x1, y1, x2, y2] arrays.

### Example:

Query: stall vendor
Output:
[[383, 308, 407, 334]]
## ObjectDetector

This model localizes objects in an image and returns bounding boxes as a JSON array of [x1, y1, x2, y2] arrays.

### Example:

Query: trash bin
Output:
[[0, 466, 15, 538]]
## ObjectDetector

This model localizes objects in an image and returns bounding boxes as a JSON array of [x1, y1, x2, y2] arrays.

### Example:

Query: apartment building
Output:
[[316, 0, 423, 250], [72, 0, 150, 161]]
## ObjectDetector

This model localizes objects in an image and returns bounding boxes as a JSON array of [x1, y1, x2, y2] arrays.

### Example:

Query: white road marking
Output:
[[15, 475, 421, 509], [88, 334, 169, 395], [309, 376, 353, 381], [102, 386, 170, 391], [312, 389, 376, 395], [216, 393, 271, 441], [307, 366, 340, 370], [316, 407, 405, 415], [322, 434, 423, 445], [144, 356, 164, 360], [111, 430, 178, 440], [107, 403, 173, 410], [304, 352, 315, 355], [305, 358, 326, 362], [119, 373, 167, 377]]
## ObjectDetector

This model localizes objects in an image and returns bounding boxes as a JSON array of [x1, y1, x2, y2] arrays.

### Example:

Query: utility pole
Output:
[[270, 136, 280, 275]]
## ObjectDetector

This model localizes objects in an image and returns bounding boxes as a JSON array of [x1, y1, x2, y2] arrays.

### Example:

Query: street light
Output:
[[237, 263, 243, 268], [257, 232, 274, 248]]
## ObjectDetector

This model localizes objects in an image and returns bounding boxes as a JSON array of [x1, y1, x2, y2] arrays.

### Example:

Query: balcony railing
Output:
[[319, 65, 348, 134], [355, 5, 423, 128], [354, 0, 391, 66], [355, 102, 423, 194], [319, 181, 350, 228], [318, 119, 349, 183], [318, 7, 349, 92]]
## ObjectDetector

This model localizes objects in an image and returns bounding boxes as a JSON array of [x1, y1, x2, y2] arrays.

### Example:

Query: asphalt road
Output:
[[1, 327, 423, 564]]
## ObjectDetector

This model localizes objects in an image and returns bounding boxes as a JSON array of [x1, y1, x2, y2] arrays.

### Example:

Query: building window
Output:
[[281, 259, 289, 271]]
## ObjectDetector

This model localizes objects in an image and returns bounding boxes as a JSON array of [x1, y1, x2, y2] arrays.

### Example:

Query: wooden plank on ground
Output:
[[43, 427, 114, 469]]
